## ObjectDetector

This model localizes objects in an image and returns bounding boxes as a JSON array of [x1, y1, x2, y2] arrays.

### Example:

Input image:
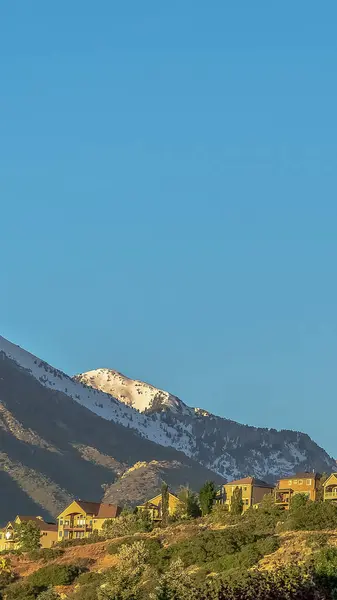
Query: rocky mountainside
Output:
[[75, 365, 335, 481], [0, 337, 223, 523], [0, 336, 335, 499]]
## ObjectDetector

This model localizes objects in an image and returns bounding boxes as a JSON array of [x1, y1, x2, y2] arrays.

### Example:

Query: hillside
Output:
[[4, 499, 337, 599], [0, 348, 223, 523], [1, 335, 335, 491]]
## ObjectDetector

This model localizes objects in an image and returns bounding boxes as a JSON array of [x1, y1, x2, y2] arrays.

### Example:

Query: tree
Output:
[[161, 482, 169, 528], [98, 540, 150, 600], [199, 481, 216, 516], [14, 521, 41, 551], [150, 558, 199, 600], [231, 486, 244, 515], [177, 486, 201, 519], [316, 473, 329, 502]]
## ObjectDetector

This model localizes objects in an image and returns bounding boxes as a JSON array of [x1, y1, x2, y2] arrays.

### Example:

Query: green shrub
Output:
[[57, 531, 102, 548], [76, 571, 104, 586], [282, 494, 337, 531], [28, 548, 64, 562], [5, 581, 43, 600], [28, 564, 83, 588], [102, 512, 153, 539], [306, 532, 329, 549]]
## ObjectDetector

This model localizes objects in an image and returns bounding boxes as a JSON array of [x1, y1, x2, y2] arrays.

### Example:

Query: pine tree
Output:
[[199, 481, 216, 515], [161, 482, 169, 527], [231, 486, 244, 515]]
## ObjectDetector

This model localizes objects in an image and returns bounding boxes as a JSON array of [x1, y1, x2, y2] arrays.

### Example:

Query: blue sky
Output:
[[1, 2, 337, 456]]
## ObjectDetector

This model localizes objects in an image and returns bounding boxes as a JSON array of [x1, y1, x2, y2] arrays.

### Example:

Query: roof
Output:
[[70, 501, 121, 518], [225, 477, 274, 489], [15, 517, 57, 532]]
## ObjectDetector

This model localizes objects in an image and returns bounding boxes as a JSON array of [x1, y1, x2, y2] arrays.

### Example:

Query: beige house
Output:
[[0, 516, 58, 551], [217, 477, 274, 511], [137, 492, 184, 522], [58, 500, 121, 541], [323, 473, 337, 502]]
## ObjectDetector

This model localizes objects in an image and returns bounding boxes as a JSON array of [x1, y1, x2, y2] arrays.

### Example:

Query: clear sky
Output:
[[1, 2, 337, 456]]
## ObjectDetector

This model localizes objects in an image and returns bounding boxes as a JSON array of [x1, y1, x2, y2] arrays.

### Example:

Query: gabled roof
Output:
[[225, 477, 274, 489], [323, 473, 337, 487], [60, 500, 121, 519], [12, 516, 57, 532]]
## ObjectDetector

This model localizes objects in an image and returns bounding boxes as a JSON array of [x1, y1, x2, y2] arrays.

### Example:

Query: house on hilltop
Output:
[[0, 516, 57, 551], [323, 473, 337, 502], [57, 500, 121, 541], [216, 477, 274, 511], [137, 492, 183, 522], [275, 472, 319, 509]]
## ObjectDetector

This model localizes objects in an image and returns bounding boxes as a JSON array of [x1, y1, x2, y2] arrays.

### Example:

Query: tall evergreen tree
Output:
[[231, 486, 244, 515], [199, 481, 216, 515], [161, 482, 169, 528]]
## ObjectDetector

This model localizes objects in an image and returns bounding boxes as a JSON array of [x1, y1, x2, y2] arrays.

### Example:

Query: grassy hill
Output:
[[3, 495, 337, 599]]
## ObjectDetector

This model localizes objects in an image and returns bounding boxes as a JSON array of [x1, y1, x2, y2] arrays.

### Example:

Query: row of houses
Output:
[[2, 473, 337, 551], [217, 471, 337, 511], [0, 492, 181, 552]]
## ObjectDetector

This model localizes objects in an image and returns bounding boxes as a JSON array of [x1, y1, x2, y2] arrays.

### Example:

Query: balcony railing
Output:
[[324, 492, 337, 500]]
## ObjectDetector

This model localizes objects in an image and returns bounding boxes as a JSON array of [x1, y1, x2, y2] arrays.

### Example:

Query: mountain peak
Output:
[[74, 368, 192, 415]]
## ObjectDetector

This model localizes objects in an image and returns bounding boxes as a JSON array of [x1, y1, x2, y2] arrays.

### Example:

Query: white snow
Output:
[[1, 334, 334, 481]]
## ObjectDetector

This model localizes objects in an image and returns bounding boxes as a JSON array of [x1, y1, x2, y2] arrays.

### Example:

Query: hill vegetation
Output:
[[3, 493, 337, 599]]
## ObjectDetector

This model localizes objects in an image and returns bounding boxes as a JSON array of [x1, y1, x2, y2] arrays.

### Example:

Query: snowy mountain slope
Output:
[[0, 347, 224, 521], [74, 368, 192, 415], [0, 335, 335, 481]]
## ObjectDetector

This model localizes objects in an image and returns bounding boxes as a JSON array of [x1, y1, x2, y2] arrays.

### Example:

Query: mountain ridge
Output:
[[0, 335, 334, 487]]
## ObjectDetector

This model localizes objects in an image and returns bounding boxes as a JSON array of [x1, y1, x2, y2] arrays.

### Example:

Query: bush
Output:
[[57, 531, 102, 548], [102, 512, 153, 539], [282, 494, 337, 531], [5, 581, 44, 600], [306, 532, 329, 549], [108, 537, 162, 561], [76, 571, 104, 586], [28, 564, 84, 588], [28, 548, 64, 562]]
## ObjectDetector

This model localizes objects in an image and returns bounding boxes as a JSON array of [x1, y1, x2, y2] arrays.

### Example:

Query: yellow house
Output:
[[217, 477, 274, 511], [57, 500, 121, 541], [0, 516, 58, 551], [323, 473, 337, 502], [137, 492, 183, 522]]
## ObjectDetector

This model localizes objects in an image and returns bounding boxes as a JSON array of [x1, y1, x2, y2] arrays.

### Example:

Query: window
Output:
[[306, 479, 312, 485], [59, 531, 63, 538], [298, 480, 303, 485], [244, 499, 249, 505], [59, 520, 63, 526], [64, 531, 69, 539], [243, 487, 247, 492], [288, 480, 292, 485]]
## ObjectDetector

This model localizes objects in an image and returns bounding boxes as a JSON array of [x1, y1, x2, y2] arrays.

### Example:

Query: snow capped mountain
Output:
[[0, 334, 335, 482], [74, 368, 192, 415]]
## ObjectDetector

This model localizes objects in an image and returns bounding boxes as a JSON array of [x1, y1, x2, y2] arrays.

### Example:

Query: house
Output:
[[57, 500, 121, 541], [0, 516, 58, 551], [323, 473, 337, 502], [216, 477, 274, 511], [275, 472, 319, 509], [137, 492, 184, 521]]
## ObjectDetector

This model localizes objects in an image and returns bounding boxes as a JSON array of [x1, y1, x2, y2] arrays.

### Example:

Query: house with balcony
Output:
[[275, 472, 319, 509], [136, 492, 183, 522], [216, 477, 274, 511], [323, 473, 337, 502], [57, 500, 121, 541], [0, 516, 57, 551]]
